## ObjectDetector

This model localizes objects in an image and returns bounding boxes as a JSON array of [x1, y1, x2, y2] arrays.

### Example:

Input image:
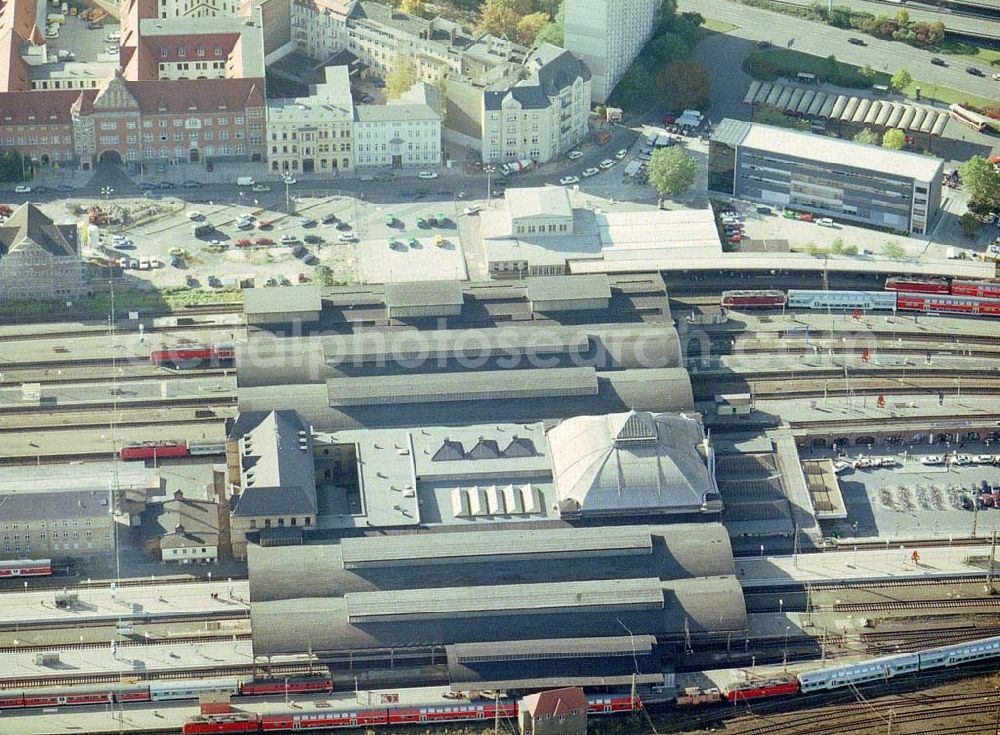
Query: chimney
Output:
[[173, 489, 184, 501], [173, 523, 185, 534]]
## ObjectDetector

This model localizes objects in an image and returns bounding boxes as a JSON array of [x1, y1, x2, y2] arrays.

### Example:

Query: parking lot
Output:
[[45, 10, 119, 64], [822, 448, 1000, 540]]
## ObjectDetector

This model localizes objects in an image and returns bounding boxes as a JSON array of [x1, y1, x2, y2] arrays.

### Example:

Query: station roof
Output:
[[247, 523, 736, 603], [326, 367, 599, 406], [238, 367, 694, 431], [384, 280, 464, 309], [338, 525, 652, 568], [547, 411, 715, 517], [527, 274, 611, 304], [243, 285, 321, 315], [447, 636, 663, 690], [344, 578, 665, 622], [506, 186, 573, 220]]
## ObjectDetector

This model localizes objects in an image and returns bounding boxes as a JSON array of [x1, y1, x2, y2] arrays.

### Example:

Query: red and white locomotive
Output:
[[0, 559, 52, 578], [149, 343, 236, 367]]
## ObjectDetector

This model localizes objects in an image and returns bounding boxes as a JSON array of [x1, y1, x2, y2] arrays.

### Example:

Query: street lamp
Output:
[[101, 186, 114, 200]]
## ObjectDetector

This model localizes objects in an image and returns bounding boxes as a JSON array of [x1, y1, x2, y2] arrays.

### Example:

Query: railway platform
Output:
[[0, 376, 237, 411], [0, 639, 253, 682], [737, 544, 995, 589], [0, 580, 249, 628]]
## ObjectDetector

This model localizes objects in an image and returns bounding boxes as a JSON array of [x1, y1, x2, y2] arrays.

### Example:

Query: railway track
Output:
[[830, 597, 1000, 612], [0, 632, 251, 655], [0, 574, 246, 593], [0, 396, 236, 416], [0, 611, 248, 634], [0, 366, 231, 386], [1, 663, 309, 690]]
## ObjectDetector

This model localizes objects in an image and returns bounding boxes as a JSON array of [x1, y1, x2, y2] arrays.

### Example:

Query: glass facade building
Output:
[[708, 119, 943, 235]]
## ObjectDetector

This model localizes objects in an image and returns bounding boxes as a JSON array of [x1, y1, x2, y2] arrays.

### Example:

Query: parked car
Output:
[[338, 233, 357, 242], [559, 175, 580, 185], [321, 214, 337, 225], [816, 217, 835, 227], [304, 234, 323, 244], [615, 148, 628, 160], [279, 234, 298, 244], [582, 167, 599, 177], [186, 210, 204, 220], [567, 150, 583, 160], [463, 205, 481, 215], [182, 180, 203, 189], [298, 272, 308, 284], [930, 57, 946, 66], [848, 37, 866, 45], [255, 237, 273, 246], [920, 455, 945, 465], [13, 185, 30, 193], [251, 184, 271, 192], [300, 218, 317, 227], [599, 159, 615, 169], [418, 171, 438, 179]]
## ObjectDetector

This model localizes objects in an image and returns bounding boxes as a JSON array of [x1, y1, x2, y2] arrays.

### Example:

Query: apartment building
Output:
[[0, 203, 85, 300], [482, 44, 591, 164], [709, 119, 943, 235], [564, 0, 660, 103], [266, 66, 355, 173], [266, 65, 440, 172]]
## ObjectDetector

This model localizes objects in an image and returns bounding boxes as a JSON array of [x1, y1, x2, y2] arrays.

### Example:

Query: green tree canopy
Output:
[[958, 156, 1000, 209], [647, 146, 697, 197], [890, 68, 912, 92], [881, 128, 905, 149], [655, 59, 709, 111], [853, 128, 878, 145], [385, 56, 418, 99], [516, 11, 550, 45]]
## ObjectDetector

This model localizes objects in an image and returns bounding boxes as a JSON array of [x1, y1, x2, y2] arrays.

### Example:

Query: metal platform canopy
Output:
[[446, 636, 664, 690], [527, 274, 612, 312], [243, 285, 322, 325], [384, 280, 464, 319], [801, 459, 848, 520], [339, 526, 653, 568], [326, 367, 600, 406], [344, 578, 665, 623]]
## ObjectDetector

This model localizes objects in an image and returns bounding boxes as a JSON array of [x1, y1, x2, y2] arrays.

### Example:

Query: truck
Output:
[[236, 176, 255, 187], [501, 159, 534, 175]]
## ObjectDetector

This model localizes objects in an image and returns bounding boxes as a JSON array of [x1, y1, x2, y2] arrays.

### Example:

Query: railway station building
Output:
[[709, 119, 943, 236], [247, 524, 746, 677]]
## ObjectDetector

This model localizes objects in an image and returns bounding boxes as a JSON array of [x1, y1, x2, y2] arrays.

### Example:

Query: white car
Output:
[[337, 233, 357, 242], [418, 171, 438, 180], [973, 454, 996, 464], [112, 235, 132, 246], [993, 73, 1000, 81], [919, 455, 944, 465], [559, 175, 580, 186], [816, 217, 835, 227], [186, 210, 204, 220], [280, 234, 299, 244], [463, 205, 481, 216], [281, 176, 296, 185], [567, 150, 583, 160], [46, 26, 59, 38], [581, 167, 599, 177], [599, 159, 615, 170], [14, 185, 31, 193], [615, 148, 628, 160], [251, 184, 272, 192]]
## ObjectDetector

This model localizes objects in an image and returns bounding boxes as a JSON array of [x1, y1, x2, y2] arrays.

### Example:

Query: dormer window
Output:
[[177, 47, 186, 57]]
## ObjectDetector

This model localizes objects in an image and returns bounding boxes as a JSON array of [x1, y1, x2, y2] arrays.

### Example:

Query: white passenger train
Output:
[[786, 290, 897, 311]]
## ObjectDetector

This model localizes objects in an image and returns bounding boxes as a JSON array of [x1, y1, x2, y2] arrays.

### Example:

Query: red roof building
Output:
[[519, 688, 588, 735]]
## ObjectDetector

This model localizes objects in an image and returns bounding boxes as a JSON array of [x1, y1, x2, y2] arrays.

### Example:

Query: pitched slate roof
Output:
[[0, 204, 77, 258]]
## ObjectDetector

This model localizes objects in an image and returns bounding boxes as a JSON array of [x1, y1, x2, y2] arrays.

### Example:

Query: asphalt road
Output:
[[680, 0, 1000, 98]]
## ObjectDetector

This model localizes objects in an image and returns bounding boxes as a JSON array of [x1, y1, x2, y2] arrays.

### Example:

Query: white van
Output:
[[236, 176, 255, 187], [138, 257, 151, 270]]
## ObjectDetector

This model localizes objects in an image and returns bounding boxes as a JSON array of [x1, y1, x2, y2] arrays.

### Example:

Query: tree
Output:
[[860, 64, 876, 82], [655, 59, 709, 111], [853, 128, 878, 145], [516, 11, 550, 46], [533, 0, 564, 46], [645, 32, 689, 66], [882, 241, 905, 258], [0, 150, 28, 182], [881, 128, 905, 149], [385, 56, 418, 99], [890, 67, 912, 92], [477, 0, 519, 37], [399, 0, 426, 16], [647, 146, 696, 197], [959, 212, 981, 238], [958, 156, 1000, 209], [894, 8, 909, 25]]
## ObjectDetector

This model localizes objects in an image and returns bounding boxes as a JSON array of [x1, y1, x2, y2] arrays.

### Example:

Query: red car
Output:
[[796, 212, 814, 222], [728, 234, 742, 244], [255, 237, 274, 246], [235, 239, 252, 248]]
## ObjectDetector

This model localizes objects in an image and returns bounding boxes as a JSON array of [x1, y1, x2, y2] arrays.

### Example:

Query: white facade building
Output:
[[564, 0, 661, 103], [354, 82, 442, 168], [481, 44, 591, 164]]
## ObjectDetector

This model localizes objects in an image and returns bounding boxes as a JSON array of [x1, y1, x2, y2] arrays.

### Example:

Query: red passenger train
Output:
[[0, 559, 52, 578], [149, 344, 236, 367], [721, 290, 787, 308], [884, 277, 950, 294], [119, 441, 190, 461], [896, 292, 1000, 317], [182, 694, 642, 735]]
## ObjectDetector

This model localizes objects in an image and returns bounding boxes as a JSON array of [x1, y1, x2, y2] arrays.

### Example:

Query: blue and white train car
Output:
[[918, 635, 1000, 670], [798, 653, 919, 692], [787, 290, 897, 311], [149, 678, 240, 701]]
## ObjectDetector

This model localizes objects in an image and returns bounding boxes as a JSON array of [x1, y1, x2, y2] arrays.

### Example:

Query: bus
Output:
[[948, 104, 990, 133]]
